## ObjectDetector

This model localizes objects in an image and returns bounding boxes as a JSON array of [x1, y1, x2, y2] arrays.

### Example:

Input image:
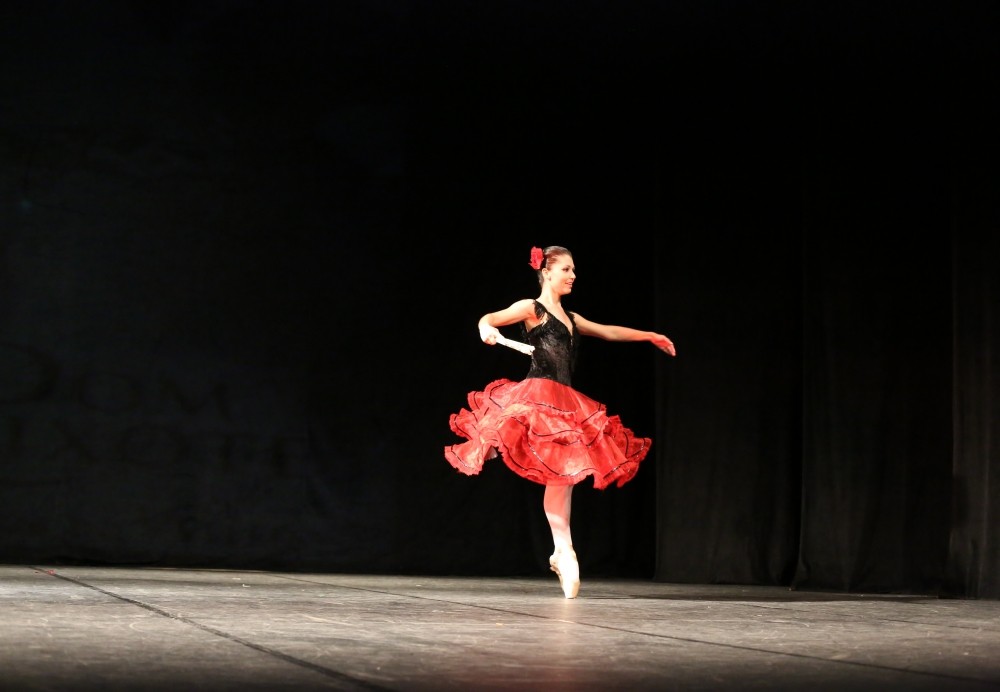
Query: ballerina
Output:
[[445, 245, 676, 598]]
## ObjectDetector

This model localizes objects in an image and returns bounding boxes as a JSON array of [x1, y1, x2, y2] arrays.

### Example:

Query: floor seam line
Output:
[[32, 567, 393, 692]]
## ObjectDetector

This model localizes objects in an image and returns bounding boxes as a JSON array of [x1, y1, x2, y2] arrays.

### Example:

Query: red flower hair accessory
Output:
[[529, 246, 544, 270]]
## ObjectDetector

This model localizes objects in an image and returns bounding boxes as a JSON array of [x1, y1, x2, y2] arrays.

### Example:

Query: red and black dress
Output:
[[444, 301, 651, 489]]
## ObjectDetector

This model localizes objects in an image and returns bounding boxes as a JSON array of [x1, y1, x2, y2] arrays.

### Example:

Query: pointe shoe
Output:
[[549, 547, 580, 599]]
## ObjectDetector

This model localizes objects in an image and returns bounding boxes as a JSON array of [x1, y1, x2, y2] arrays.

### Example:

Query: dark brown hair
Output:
[[534, 245, 571, 286]]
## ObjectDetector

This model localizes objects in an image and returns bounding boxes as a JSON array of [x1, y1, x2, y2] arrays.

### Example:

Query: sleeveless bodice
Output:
[[522, 300, 579, 386]]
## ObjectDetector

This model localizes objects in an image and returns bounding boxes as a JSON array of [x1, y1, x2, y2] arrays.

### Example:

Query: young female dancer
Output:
[[445, 245, 676, 598]]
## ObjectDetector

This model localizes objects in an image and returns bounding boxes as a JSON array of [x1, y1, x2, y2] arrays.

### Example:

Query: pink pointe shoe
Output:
[[549, 546, 580, 599]]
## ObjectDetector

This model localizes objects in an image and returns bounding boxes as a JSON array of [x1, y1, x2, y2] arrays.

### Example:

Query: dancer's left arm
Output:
[[573, 313, 677, 356]]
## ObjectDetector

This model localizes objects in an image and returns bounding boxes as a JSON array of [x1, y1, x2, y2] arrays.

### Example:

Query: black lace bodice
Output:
[[521, 300, 579, 386]]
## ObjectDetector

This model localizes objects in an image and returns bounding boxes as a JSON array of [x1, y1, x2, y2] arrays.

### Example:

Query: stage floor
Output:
[[1, 565, 998, 691]]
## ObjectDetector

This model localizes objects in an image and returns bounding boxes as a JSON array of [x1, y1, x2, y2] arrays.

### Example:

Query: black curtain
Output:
[[653, 2, 999, 597], [947, 66, 1000, 597], [1, 1, 997, 598]]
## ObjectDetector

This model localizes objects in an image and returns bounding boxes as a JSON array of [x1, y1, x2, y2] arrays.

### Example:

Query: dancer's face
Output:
[[546, 255, 576, 296]]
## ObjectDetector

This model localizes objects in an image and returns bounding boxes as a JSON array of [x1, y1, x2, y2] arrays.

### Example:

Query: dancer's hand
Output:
[[479, 324, 501, 345], [652, 333, 676, 356]]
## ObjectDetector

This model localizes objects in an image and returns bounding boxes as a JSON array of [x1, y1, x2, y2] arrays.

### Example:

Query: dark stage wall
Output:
[[2, 2, 998, 598]]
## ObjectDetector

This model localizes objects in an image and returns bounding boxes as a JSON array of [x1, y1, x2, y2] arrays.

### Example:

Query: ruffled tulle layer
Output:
[[444, 378, 651, 489]]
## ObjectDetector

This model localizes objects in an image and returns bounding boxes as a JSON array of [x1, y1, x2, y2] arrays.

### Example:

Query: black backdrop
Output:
[[1, 1, 997, 598]]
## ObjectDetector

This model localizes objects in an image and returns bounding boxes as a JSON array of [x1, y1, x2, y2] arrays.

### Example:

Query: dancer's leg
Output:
[[544, 484, 579, 598], [543, 484, 574, 550]]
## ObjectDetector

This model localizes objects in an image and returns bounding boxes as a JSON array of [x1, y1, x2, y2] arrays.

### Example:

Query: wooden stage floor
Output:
[[2, 565, 998, 691]]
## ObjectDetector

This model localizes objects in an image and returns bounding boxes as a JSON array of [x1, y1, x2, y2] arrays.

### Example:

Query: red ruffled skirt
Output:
[[444, 377, 651, 489]]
